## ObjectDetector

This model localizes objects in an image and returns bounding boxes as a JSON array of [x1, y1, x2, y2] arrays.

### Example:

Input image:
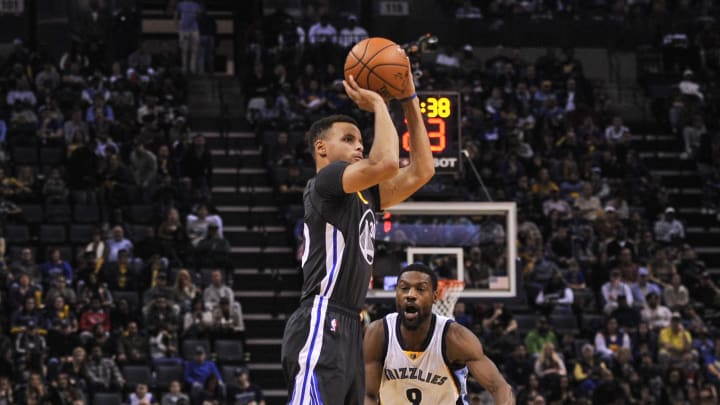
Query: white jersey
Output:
[[380, 313, 468, 405]]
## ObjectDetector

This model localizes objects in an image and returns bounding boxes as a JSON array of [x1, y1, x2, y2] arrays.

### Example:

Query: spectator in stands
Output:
[[308, 14, 336, 44], [681, 114, 706, 159], [86, 345, 124, 393], [175, 0, 201, 74], [182, 297, 211, 338], [42, 249, 73, 285], [653, 207, 685, 244], [658, 312, 693, 370], [663, 273, 689, 311], [705, 337, 720, 386], [106, 226, 134, 262], [42, 167, 69, 203], [149, 322, 180, 361], [161, 380, 190, 405], [573, 343, 604, 397], [14, 320, 46, 374], [77, 271, 113, 310], [78, 297, 111, 343], [116, 321, 148, 365], [601, 270, 633, 314], [203, 269, 233, 310], [195, 223, 231, 269], [103, 249, 138, 292], [45, 295, 79, 357], [45, 274, 77, 307], [128, 382, 156, 405], [534, 342, 566, 398], [504, 343, 533, 390], [48, 372, 85, 404], [184, 345, 223, 399], [592, 367, 624, 404], [158, 208, 189, 266], [128, 41, 152, 70], [535, 270, 574, 317], [338, 14, 367, 49], [594, 317, 631, 362], [641, 291, 672, 331], [187, 205, 221, 245], [130, 139, 157, 189], [10, 296, 43, 335], [10, 247, 41, 284], [144, 296, 180, 336], [648, 247, 676, 285], [60, 346, 90, 392], [7, 272, 41, 311], [143, 272, 176, 304], [226, 366, 265, 405], [610, 294, 641, 330], [194, 373, 225, 404], [174, 268, 199, 311], [180, 134, 212, 198], [524, 316, 558, 357], [574, 182, 602, 221], [210, 296, 244, 339]]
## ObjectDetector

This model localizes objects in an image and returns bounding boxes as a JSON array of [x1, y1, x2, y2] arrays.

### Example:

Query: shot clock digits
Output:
[[399, 92, 461, 173]]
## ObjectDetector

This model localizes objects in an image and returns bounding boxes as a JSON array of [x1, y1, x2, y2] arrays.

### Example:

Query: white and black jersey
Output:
[[380, 313, 469, 405]]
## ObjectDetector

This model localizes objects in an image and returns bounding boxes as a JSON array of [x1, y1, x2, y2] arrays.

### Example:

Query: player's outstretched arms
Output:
[[342, 76, 399, 194], [363, 319, 385, 405], [445, 323, 515, 405], [379, 60, 434, 209]]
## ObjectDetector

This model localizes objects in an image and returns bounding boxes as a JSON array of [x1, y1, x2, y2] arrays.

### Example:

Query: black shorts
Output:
[[281, 296, 364, 405]]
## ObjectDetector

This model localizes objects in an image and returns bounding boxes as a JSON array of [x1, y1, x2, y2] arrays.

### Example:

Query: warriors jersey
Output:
[[300, 160, 380, 310], [380, 313, 468, 405]]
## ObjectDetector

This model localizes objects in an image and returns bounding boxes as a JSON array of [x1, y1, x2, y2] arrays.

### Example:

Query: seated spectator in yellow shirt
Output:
[[658, 312, 693, 369]]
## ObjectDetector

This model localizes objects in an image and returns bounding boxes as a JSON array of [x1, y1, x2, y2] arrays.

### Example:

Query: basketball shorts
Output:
[[281, 295, 364, 405]]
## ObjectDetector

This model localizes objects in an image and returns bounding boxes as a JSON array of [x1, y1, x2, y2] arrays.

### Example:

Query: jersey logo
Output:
[[359, 209, 376, 264], [329, 317, 338, 333]]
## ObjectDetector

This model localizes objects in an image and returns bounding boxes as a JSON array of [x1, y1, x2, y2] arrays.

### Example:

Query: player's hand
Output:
[[397, 55, 416, 100], [343, 75, 386, 112]]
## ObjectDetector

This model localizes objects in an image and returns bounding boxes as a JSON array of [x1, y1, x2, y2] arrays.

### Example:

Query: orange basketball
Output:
[[344, 37, 410, 100]]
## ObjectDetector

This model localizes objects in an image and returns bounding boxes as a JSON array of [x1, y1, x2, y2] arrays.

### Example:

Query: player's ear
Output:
[[315, 139, 326, 158], [432, 289, 438, 304]]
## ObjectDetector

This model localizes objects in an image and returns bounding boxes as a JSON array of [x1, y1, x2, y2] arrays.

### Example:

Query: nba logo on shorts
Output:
[[329, 318, 338, 333]]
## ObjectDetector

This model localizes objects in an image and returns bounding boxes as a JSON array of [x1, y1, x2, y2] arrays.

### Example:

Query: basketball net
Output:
[[433, 279, 465, 319]]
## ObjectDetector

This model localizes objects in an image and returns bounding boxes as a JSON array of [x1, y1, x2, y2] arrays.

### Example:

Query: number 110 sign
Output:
[[399, 91, 461, 174]]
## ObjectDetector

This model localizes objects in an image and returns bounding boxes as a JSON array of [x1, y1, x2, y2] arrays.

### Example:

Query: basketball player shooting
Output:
[[364, 264, 515, 405], [281, 55, 435, 404]]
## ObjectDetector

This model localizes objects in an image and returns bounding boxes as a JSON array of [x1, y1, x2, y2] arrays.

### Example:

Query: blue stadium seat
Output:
[[19, 204, 43, 224], [155, 364, 184, 390], [214, 339, 244, 364], [5, 224, 30, 244], [12, 146, 38, 165], [181, 339, 211, 360], [44, 203, 71, 223], [92, 392, 122, 405], [123, 365, 153, 388], [73, 203, 100, 224], [39, 224, 66, 244]]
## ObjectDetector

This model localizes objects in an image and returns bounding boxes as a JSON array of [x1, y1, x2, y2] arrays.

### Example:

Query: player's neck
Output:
[[399, 321, 433, 351]]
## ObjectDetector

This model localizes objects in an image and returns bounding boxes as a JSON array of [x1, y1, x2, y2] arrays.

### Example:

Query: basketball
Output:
[[344, 37, 410, 100]]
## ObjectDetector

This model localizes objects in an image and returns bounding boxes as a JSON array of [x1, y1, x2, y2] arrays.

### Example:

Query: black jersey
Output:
[[300, 161, 381, 311]]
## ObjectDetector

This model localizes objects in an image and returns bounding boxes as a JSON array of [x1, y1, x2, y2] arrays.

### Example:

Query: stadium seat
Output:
[[112, 290, 139, 311], [221, 365, 240, 385], [514, 314, 539, 336], [69, 224, 96, 244], [19, 204, 43, 224], [128, 224, 153, 243], [123, 365, 153, 388], [73, 203, 100, 224], [12, 146, 38, 165], [128, 204, 155, 224], [5, 224, 30, 244], [44, 203, 71, 223], [155, 364, 184, 390], [92, 392, 122, 405], [214, 339, 244, 364], [39, 146, 65, 166], [39, 225, 66, 244], [181, 339, 211, 360], [551, 314, 579, 335], [582, 314, 606, 334]]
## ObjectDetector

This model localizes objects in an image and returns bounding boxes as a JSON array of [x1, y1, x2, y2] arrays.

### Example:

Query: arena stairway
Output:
[[206, 129, 298, 405], [632, 133, 720, 274]]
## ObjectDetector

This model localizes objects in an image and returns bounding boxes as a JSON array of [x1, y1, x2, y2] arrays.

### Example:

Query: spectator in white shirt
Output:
[[338, 15, 368, 48], [653, 207, 685, 243], [308, 15, 337, 44], [106, 226, 134, 262], [6, 78, 37, 107], [602, 269, 633, 314], [641, 291, 672, 331], [187, 204, 223, 246], [604, 115, 631, 145], [203, 269, 234, 310], [678, 69, 704, 102], [631, 267, 661, 309], [663, 273, 689, 311]]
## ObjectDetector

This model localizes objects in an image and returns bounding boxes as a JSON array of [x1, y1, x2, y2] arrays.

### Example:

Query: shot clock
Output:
[[398, 91, 461, 174]]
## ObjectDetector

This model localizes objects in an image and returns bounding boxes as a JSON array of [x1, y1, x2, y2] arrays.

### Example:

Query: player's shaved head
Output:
[[398, 263, 438, 291]]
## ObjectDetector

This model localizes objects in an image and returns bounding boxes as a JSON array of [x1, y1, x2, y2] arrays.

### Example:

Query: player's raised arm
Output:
[[446, 323, 515, 405], [339, 75, 399, 193], [379, 60, 435, 209], [363, 319, 385, 405]]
